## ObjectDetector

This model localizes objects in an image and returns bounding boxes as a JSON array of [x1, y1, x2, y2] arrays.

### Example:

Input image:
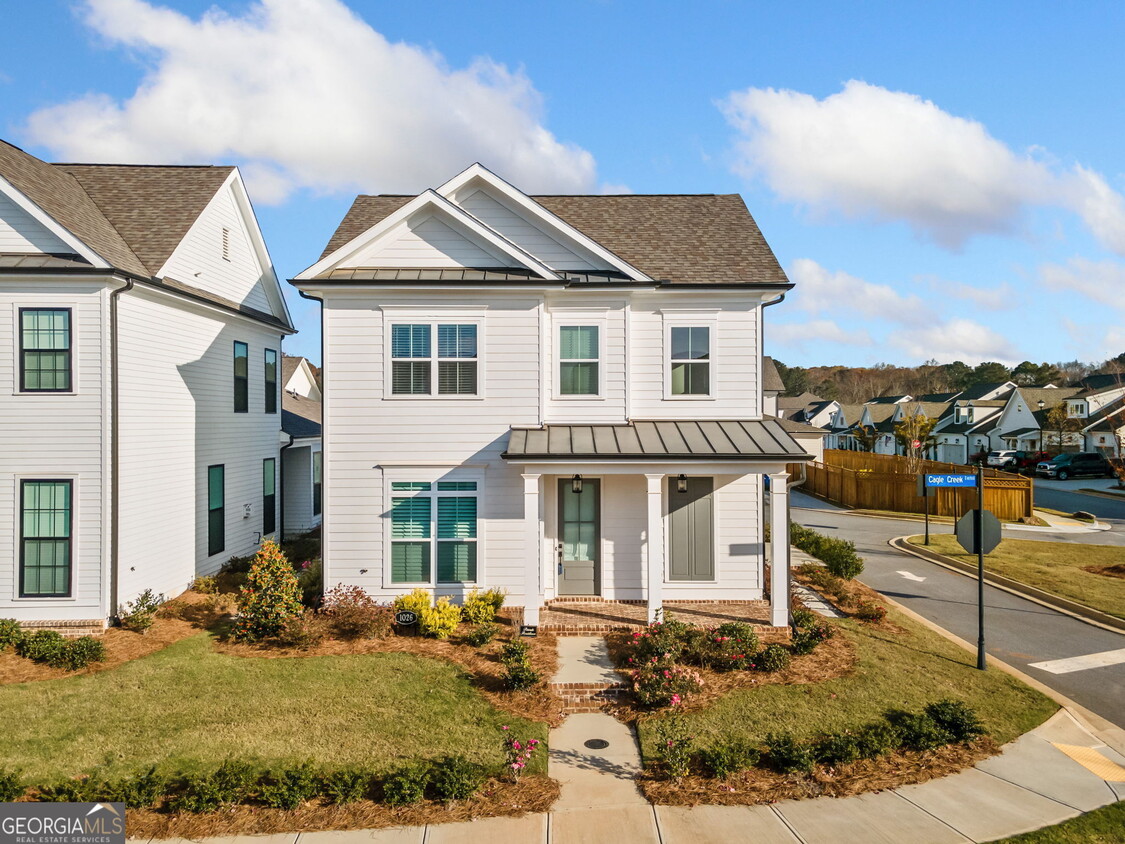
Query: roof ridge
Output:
[[56, 162, 234, 170]]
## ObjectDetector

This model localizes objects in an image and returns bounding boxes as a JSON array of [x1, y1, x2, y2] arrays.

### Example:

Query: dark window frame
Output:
[[264, 349, 278, 414], [312, 451, 322, 517], [19, 479, 74, 599], [208, 465, 225, 556], [233, 341, 249, 413], [19, 307, 73, 393], [263, 457, 276, 535]]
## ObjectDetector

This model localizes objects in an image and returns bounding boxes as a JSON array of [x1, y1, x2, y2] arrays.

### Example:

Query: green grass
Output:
[[0, 633, 545, 781], [992, 801, 1125, 842], [637, 609, 1057, 763], [908, 534, 1125, 620]]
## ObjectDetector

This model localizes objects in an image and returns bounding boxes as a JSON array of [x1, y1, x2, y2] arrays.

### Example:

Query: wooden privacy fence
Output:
[[788, 450, 1034, 522]]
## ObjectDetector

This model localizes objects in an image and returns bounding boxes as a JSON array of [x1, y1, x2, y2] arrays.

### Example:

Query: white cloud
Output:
[[788, 258, 930, 325], [23, 0, 596, 202], [924, 276, 1016, 311], [888, 318, 1019, 365], [1040, 256, 1125, 313], [721, 80, 1125, 254], [769, 319, 873, 351]]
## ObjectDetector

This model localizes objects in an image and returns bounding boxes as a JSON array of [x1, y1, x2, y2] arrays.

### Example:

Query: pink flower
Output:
[[502, 725, 510, 730], [512, 741, 521, 750]]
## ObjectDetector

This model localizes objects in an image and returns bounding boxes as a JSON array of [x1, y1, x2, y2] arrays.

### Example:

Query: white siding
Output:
[[116, 287, 284, 603], [0, 192, 72, 253], [0, 280, 109, 621], [344, 215, 512, 269], [543, 300, 628, 423], [458, 190, 599, 270], [282, 441, 321, 537], [159, 184, 272, 313]]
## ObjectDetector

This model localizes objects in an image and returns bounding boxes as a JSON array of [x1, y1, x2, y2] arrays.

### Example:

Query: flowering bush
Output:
[[853, 600, 887, 623], [629, 653, 704, 708], [230, 540, 303, 643], [753, 643, 791, 673], [790, 622, 833, 656], [629, 618, 700, 663], [501, 725, 542, 781], [420, 596, 461, 639], [698, 622, 759, 671], [321, 585, 392, 639], [653, 710, 693, 777]]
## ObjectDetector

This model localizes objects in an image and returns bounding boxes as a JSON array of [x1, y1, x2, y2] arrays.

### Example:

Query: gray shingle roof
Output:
[[319, 193, 789, 286], [282, 391, 321, 439], [503, 419, 810, 460], [761, 356, 785, 393]]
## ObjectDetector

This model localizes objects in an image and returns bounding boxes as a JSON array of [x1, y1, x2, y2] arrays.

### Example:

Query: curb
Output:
[[1077, 487, 1125, 501], [889, 536, 1125, 635]]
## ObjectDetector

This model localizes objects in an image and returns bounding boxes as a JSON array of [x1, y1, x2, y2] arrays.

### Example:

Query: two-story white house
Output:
[[293, 165, 810, 628], [281, 355, 323, 538], [0, 140, 294, 632]]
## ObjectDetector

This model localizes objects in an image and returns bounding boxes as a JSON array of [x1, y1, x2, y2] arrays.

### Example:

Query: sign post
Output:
[[921, 472, 977, 547], [975, 463, 986, 671]]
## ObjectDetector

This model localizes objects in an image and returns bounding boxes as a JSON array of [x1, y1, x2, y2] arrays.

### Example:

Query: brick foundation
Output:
[[16, 619, 107, 638]]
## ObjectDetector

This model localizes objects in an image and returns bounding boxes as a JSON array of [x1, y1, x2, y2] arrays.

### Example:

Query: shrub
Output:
[[697, 625, 758, 672], [499, 639, 531, 665], [275, 610, 324, 649], [322, 768, 371, 804], [0, 618, 24, 651], [886, 710, 955, 751], [394, 588, 432, 618], [790, 623, 833, 656], [57, 636, 106, 671], [16, 629, 66, 664], [481, 587, 506, 614], [191, 575, 218, 594], [430, 756, 486, 801], [629, 618, 700, 663], [654, 712, 694, 778], [420, 596, 461, 639], [104, 767, 165, 809], [208, 592, 239, 615], [629, 654, 704, 708], [230, 540, 303, 643], [169, 760, 258, 813], [502, 660, 541, 691], [297, 560, 323, 608], [322, 585, 392, 639], [698, 740, 759, 778], [790, 607, 817, 629], [382, 764, 430, 806], [222, 554, 254, 575], [465, 623, 498, 647], [764, 733, 814, 775], [856, 721, 902, 758], [38, 776, 100, 802], [790, 523, 864, 579], [461, 588, 499, 625], [925, 700, 987, 742], [119, 589, 165, 634], [501, 727, 542, 781], [753, 643, 790, 673], [260, 762, 320, 810], [853, 600, 887, 623], [0, 770, 23, 802], [813, 732, 863, 765]]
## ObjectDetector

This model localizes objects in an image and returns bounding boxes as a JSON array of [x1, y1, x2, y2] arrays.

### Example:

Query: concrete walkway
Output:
[[137, 650, 1124, 844]]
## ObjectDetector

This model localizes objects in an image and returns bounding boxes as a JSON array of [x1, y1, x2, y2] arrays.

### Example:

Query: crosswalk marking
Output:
[[1028, 648, 1125, 674]]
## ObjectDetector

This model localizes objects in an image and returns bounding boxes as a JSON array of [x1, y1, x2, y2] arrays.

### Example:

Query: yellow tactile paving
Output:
[[1051, 743, 1125, 782]]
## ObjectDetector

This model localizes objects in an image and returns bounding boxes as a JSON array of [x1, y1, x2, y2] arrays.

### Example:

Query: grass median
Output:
[[907, 534, 1125, 621]]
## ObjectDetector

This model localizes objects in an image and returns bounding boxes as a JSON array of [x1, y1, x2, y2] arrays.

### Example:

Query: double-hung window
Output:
[[390, 323, 477, 396], [208, 465, 225, 556], [390, 481, 478, 584], [669, 326, 711, 396], [20, 308, 71, 392], [559, 326, 599, 396], [263, 458, 276, 535], [20, 480, 72, 598], [312, 451, 322, 516], [233, 342, 249, 412], [264, 349, 278, 414]]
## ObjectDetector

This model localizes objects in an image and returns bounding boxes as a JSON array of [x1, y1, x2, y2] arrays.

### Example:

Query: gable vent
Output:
[[221, 226, 231, 261]]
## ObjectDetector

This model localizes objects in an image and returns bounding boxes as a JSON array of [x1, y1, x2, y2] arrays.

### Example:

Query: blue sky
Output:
[[3, 0, 1124, 369]]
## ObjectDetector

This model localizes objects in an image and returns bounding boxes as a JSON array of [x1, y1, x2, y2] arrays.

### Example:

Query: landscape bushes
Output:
[[230, 539, 304, 642], [499, 639, 541, 690], [11, 629, 106, 671], [790, 522, 864, 579]]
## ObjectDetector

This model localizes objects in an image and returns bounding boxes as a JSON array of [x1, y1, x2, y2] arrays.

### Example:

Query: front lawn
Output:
[[0, 632, 547, 782], [908, 534, 1125, 620], [992, 801, 1125, 843]]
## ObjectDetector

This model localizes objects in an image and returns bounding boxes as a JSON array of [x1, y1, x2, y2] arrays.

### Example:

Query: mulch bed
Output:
[[125, 776, 560, 839], [639, 738, 999, 806], [214, 623, 567, 727], [0, 593, 226, 685]]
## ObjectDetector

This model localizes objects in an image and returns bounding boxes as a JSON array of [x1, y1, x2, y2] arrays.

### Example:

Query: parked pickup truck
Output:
[[1035, 452, 1115, 480]]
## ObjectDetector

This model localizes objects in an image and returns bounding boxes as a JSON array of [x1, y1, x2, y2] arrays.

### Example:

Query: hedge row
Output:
[[789, 523, 864, 579]]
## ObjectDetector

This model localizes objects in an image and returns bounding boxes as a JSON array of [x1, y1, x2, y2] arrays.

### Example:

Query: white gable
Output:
[[0, 190, 71, 253], [342, 213, 515, 269], [285, 358, 322, 401], [456, 189, 601, 271]]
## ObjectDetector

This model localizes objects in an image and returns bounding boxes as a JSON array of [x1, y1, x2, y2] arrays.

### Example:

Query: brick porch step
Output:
[[550, 681, 628, 714]]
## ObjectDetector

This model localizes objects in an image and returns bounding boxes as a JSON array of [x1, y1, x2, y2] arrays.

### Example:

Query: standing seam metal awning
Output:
[[502, 419, 812, 461]]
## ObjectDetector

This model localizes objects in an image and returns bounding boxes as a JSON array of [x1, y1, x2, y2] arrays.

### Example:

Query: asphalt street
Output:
[[789, 490, 1125, 728]]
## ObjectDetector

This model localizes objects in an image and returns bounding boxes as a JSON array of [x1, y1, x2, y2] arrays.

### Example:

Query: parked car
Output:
[[1035, 452, 1115, 480], [986, 450, 1017, 468], [1012, 450, 1049, 472]]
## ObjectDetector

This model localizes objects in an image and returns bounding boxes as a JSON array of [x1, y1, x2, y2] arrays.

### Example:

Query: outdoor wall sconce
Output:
[[571, 474, 583, 494], [676, 474, 689, 493]]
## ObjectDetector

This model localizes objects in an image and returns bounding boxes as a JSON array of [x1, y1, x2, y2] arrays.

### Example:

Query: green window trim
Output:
[[19, 308, 72, 393], [390, 323, 478, 396], [19, 480, 73, 598], [390, 482, 479, 584], [208, 465, 225, 556], [263, 458, 276, 535], [233, 342, 249, 413], [264, 349, 278, 414], [559, 325, 599, 396], [670, 325, 711, 396]]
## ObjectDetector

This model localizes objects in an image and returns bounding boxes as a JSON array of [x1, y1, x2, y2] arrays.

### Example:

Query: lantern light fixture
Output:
[[676, 474, 689, 493], [571, 474, 583, 494]]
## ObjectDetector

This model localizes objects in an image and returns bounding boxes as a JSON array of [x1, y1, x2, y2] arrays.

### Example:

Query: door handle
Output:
[[557, 543, 563, 575]]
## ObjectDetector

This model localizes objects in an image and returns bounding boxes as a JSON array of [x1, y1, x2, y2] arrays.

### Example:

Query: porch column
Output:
[[645, 473, 664, 624], [769, 470, 790, 628], [522, 473, 543, 626]]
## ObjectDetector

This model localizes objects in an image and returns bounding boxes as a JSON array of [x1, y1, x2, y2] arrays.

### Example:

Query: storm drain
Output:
[[584, 739, 610, 750]]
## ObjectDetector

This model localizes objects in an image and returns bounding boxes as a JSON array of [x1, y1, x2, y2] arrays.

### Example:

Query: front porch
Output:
[[533, 598, 783, 635]]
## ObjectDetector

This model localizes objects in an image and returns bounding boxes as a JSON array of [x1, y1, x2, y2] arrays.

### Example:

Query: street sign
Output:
[[955, 509, 1002, 555], [911, 439, 921, 449], [925, 473, 977, 488]]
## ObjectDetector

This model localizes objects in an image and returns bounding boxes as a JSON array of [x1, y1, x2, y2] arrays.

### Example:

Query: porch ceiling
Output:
[[502, 419, 811, 461]]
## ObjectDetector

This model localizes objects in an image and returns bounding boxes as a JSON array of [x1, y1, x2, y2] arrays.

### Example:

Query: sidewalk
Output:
[[137, 638, 1124, 844]]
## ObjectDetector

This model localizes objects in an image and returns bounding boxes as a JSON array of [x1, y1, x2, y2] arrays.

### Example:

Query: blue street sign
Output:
[[925, 473, 978, 488]]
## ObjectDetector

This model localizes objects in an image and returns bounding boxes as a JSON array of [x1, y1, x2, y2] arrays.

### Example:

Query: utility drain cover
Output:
[[584, 739, 609, 750]]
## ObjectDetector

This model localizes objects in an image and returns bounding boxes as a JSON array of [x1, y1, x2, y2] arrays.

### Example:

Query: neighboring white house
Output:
[[761, 356, 784, 417], [993, 386, 1082, 452], [933, 399, 1007, 463], [281, 355, 323, 537], [0, 140, 295, 632], [293, 163, 811, 627]]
